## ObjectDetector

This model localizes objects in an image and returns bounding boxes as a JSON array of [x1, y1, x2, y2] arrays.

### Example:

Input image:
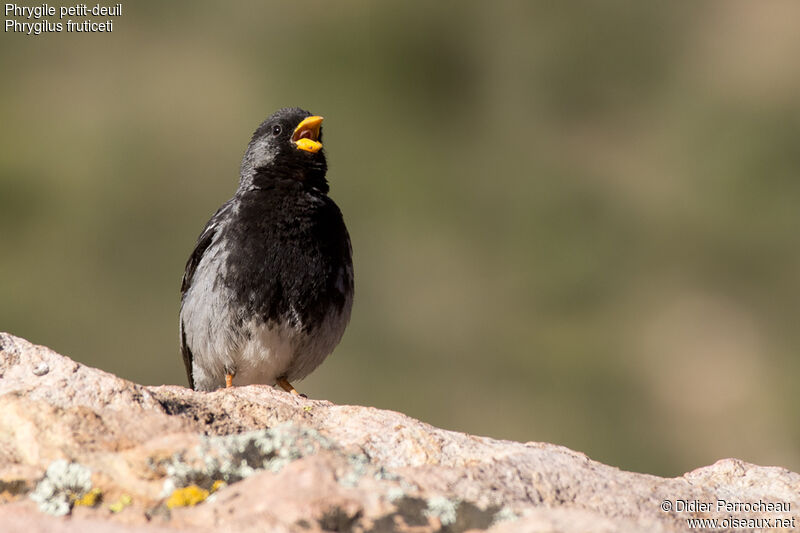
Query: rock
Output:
[[0, 332, 797, 532]]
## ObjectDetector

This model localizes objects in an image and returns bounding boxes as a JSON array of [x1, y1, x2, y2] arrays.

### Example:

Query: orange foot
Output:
[[277, 377, 305, 397], [225, 373, 234, 388]]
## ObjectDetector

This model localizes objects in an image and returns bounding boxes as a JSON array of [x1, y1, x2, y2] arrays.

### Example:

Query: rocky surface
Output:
[[0, 332, 797, 532]]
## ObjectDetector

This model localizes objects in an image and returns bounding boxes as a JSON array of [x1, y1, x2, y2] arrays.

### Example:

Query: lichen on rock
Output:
[[29, 460, 93, 516], [424, 496, 459, 526], [165, 485, 208, 509], [160, 422, 335, 497]]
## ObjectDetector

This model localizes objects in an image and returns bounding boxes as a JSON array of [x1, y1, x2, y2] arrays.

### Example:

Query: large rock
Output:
[[0, 332, 797, 532]]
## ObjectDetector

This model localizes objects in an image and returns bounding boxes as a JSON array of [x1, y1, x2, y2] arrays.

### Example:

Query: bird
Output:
[[179, 107, 354, 395]]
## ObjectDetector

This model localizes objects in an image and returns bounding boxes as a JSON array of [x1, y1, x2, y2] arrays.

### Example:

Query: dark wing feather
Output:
[[179, 201, 233, 389]]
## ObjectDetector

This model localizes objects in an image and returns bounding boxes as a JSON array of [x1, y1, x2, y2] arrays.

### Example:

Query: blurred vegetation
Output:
[[1, 1, 799, 477]]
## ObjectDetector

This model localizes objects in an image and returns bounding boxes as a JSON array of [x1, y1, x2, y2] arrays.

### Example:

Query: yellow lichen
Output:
[[166, 485, 209, 509], [108, 493, 132, 513], [210, 480, 226, 493], [73, 488, 102, 507], [303, 405, 313, 413]]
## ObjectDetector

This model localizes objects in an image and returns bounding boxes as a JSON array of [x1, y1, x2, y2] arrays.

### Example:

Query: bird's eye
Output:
[[272, 124, 282, 136]]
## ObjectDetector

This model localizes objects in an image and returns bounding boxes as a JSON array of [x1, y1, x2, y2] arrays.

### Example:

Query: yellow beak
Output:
[[292, 116, 323, 153]]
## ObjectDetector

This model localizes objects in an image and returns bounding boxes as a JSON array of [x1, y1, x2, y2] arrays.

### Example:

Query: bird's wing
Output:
[[179, 201, 233, 389]]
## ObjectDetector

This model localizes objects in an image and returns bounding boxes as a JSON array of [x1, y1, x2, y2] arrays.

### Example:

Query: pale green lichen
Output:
[[156, 422, 421, 515], [160, 422, 334, 497], [29, 460, 93, 516], [424, 496, 459, 526], [492, 505, 519, 524], [339, 453, 370, 487], [385, 486, 406, 502], [340, 450, 405, 488]]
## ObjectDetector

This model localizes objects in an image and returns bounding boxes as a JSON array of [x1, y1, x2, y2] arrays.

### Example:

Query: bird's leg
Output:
[[224, 365, 235, 388], [277, 377, 300, 396]]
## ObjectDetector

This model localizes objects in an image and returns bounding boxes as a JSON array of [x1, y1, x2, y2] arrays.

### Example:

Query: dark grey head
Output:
[[239, 107, 328, 192]]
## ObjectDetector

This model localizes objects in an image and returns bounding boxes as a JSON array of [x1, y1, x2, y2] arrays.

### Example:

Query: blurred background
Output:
[[1, 1, 799, 477]]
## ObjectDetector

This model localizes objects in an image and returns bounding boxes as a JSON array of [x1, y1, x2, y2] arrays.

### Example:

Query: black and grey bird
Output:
[[179, 107, 353, 394]]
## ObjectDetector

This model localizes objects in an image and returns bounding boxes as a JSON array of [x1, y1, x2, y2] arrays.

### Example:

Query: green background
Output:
[[2, 1, 799, 477]]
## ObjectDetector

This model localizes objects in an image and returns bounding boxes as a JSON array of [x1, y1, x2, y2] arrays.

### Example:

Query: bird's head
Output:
[[240, 107, 328, 192]]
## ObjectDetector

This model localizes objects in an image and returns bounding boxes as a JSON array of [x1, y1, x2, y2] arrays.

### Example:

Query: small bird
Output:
[[179, 108, 354, 394]]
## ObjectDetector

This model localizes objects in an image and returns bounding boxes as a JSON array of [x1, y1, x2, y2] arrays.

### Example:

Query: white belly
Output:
[[230, 320, 300, 386]]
